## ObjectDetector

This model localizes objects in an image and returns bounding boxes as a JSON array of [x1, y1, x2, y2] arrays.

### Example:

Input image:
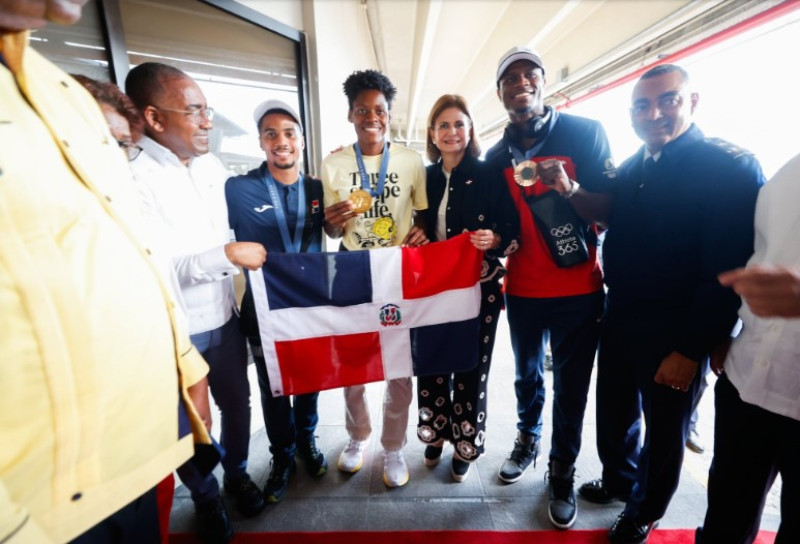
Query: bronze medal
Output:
[[349, 189, 372, 213], [513, 160, 538, 187]]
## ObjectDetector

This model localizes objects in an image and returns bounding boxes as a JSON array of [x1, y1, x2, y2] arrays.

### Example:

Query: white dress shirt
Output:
[[725, 152, 800, 422], [131, 136, 238, 335]]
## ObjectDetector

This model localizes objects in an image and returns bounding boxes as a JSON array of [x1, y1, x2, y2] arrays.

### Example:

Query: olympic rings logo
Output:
[[550, 224, 574, 237]]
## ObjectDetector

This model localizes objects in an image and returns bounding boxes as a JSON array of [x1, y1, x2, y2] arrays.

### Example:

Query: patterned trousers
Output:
[[416, 279, 503, 461]]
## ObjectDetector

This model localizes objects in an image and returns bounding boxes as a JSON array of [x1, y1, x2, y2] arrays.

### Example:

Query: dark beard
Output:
[[513, 104, 533, 116], [273, 160, 296, 170]]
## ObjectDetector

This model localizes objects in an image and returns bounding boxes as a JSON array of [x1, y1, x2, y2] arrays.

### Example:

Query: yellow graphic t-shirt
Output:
[[321, 143, 427, 250]]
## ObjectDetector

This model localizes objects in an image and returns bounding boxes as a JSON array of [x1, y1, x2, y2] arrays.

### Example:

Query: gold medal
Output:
[[349, 189, 372, 213], [513, 160, 538, 187]]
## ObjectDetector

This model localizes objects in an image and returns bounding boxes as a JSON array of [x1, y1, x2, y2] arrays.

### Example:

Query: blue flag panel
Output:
[[263, 250, 374, 310], [410, 318, 480, 376]]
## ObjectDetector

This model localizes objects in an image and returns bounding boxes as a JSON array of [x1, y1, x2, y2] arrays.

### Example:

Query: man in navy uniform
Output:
[[575, 64, 764, 544]]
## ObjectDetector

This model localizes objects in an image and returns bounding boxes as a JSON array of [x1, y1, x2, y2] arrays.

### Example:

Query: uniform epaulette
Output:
[[705, 137, 754, 159]]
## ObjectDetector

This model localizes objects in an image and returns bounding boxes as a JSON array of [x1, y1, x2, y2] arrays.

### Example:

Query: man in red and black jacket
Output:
[[485, 46, 616, 531]]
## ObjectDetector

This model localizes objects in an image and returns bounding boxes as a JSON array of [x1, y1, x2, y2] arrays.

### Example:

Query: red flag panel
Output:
[[402, 234, 483, 299], [275, 332, 385, 395]]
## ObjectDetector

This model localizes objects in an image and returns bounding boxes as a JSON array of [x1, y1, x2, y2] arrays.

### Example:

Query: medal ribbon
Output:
[[507, 107, 554, 167], [509, 142, 547, 167], [262, 171, 306, 253], [354, 141, 390, 198]]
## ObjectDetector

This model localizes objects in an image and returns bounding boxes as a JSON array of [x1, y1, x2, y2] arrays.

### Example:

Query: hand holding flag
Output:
[[249, 233, 484, 396]]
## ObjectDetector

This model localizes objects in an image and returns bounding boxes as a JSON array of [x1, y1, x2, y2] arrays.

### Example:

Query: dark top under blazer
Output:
[[421, 153, 520, 282]]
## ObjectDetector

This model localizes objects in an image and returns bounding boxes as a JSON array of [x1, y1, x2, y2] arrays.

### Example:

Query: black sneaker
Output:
[[223, 473, 266, 517], [297, 436, 328, 477], [195, 495, 233, 544], [424, 445, 444, 466], [498, 432, 540, 483], [451, 456, 471, 482], [264, 455, 297, 503], [578, 479, 631, 504], [609, 513, 658, 544], [547, 460, 577, 529]]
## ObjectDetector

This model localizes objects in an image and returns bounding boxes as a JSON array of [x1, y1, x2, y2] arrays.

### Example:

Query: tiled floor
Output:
[[170, 315, 782, 536]]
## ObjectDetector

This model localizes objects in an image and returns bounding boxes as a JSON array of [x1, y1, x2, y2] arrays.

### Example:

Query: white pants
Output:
[[344, 377, 412, 451]]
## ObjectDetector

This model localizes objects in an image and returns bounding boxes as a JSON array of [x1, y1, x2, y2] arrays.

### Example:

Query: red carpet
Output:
[[171, 529, 777, 543]]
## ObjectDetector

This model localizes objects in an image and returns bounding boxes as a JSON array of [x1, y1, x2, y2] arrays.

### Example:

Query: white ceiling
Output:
[[349, 0, 781, 148]]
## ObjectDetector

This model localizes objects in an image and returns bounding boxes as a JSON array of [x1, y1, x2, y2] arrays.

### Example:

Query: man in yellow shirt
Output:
[[0, 2, 213, 542]]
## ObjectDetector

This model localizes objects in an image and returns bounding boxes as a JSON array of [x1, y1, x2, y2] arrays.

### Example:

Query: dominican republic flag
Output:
[[250, 233, 483, 396]]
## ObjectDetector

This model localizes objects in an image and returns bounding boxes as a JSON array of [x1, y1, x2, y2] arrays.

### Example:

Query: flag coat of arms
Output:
[[250, 233, 483, 396]]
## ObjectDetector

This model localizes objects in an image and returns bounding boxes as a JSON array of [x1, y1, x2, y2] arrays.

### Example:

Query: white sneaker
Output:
[[382, 450, 409, 488], [337, 439, 367, 473]]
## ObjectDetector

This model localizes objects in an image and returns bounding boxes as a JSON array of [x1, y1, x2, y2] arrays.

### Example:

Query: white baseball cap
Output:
[[253, 99, 303, 132], [496, 46, 545, 84]]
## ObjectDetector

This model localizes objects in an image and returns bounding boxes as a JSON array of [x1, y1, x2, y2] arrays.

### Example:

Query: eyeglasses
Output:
[[117, 140, 142, 161], [155, 106, 215, 124]]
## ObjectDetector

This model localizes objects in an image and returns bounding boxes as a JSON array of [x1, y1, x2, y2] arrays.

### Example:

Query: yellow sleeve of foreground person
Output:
[[0, 484, 53, 543], [0, 32, 210, 543]]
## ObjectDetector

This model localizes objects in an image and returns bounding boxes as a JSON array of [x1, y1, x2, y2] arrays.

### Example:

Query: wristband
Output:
[[562, 180, 580, 199]]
